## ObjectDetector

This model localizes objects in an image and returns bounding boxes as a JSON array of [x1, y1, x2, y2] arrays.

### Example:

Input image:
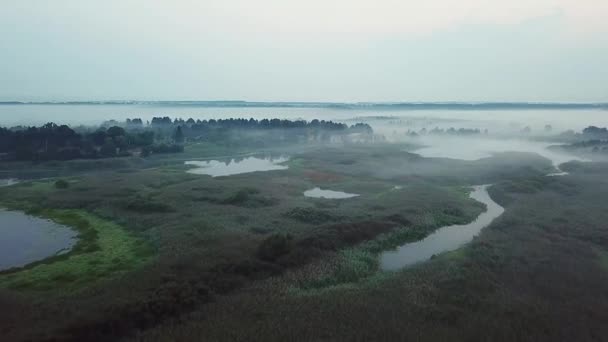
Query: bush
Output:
[[55, 179, 70, 189], [123, 197, 174, 213], [220, 188, 258, 205], [220, 188, 277, 208], [284, 207, 339, 224], [257, 233, 294, 261]]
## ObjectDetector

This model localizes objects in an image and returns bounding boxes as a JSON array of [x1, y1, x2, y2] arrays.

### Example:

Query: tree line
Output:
[[0, 117, 373, 162], [0, 123, 179, 161]]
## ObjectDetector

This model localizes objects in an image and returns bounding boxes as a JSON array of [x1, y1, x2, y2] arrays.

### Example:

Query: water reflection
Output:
[[185, 156, 289, 177], [380, 185, 504, 271], [0, 210, 78, 271], [303, 187, 359, 199]]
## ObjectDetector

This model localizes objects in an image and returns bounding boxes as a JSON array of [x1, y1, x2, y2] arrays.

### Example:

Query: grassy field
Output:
[[131, 161, 608, 342], [0, 141, 571, 341]]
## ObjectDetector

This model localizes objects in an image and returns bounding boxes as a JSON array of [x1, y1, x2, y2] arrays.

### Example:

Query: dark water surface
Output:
[[0, 210, 78, 271]]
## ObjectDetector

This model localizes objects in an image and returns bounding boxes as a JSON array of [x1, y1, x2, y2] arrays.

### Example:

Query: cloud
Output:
[[159, 0, 608, 37], [4, 1, 607, 44]]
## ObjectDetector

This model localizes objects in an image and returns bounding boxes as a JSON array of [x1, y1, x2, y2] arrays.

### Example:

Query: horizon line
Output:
[[1, 100, 607, 110]]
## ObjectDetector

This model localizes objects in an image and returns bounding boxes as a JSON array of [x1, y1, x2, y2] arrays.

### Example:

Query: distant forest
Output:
[[0, 117, 373, 162]]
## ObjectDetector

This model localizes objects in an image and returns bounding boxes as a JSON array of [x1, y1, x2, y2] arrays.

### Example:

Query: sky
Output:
[[1, 0, 607, 102]]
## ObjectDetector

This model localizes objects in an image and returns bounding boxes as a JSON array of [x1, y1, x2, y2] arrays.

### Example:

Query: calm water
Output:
[[185, 156, 289, 177], [303, 187, 360, 199], [380, 185, 504, 271], [0, 210, 78, 271]]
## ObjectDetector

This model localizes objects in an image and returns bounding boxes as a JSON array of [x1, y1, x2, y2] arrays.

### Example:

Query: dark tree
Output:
[[173, 126, 185, 143]]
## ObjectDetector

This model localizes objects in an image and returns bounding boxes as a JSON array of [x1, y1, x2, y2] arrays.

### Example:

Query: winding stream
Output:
[[381, 143, 579, 271], [380, 185, 504, 271]]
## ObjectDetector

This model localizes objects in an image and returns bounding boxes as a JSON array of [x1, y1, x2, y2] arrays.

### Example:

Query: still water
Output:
[[303, 187, 359, 199], [185, 156, 289, 177], [380, 185, 504, 271], [0, 210, 78, 271]]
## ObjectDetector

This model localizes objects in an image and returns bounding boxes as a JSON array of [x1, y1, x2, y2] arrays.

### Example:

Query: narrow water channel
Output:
[[380, 185, 504, 271]]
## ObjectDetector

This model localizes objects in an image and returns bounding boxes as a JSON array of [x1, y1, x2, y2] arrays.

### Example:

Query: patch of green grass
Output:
[[0, 209, 153, 291], [283, 207, 340, 224], [122, 196, 175, 213], [286, 157, 306, 169], [301, 249, 377, 289], [594, 247, 608, 272]]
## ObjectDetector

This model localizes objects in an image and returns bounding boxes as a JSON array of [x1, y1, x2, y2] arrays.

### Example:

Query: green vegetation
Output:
[[129, 161, 608, 342], [257, 233, 294, 261], [0, 209, 153, 291], [283, 207, 341, 224], [0, 117, 373, 162], [54, 179, 70, 189], [123, 196, 175, 213], [0, 140, 581, 342]]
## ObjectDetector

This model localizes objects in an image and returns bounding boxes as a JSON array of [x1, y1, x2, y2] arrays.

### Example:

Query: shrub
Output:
[[55, 179, 70, 189], [220, 188, 258, 205], [123, 197, 174, 213], [257, 233, 294, 261], [284, 207, 338, 224], [220, 188, 277, 208]]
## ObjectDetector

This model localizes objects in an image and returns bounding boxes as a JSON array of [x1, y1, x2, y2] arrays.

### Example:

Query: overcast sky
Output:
[[1, 0, 607, 102]]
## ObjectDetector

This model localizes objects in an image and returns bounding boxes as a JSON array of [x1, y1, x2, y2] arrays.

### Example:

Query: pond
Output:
[[185, 156, 289, 177], [380, 184, 504, 271], [0, 210, 78, 271], [303, 187, 360, 199]]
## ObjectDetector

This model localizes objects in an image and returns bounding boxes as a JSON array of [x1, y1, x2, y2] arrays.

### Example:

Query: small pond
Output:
[[304, 187, 360, 199], [185, 156, 289, 177], [380, 185, 504, 271], [0, 210, 78, 271]]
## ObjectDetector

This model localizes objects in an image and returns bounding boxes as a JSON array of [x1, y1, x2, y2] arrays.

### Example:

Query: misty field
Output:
[[1, 139, 607, 342]]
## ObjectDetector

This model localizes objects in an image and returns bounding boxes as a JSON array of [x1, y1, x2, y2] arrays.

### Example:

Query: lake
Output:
[[185, 156, 289, 177], [0, 210, 78, 271]]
